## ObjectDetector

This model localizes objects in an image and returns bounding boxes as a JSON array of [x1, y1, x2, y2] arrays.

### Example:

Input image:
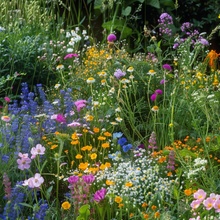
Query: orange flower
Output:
[[90, 153, 97, 160], [205, 50, 220, 70], [78, 162, 88, 170], [158, 156, 167, 163], [61, 201, 71, 210], [104, 131, 112, 137], [75, 154, 83, 159], [81, 145, 92, 151], [50, 144, 58, 150], [125, 182, 133, 187], [142, 202, 148, 208], [118, 203, 124, 208], [102, 142, 110, 148], [151, 205, 157, 211], [71, 140, 79, 145], [115, 196, 123, 203], [154, 211, 160, 218], [184, 188, 193, 196], [98, 136, 106, 141], [104, 162, 111, 168], [106, 180, 115, 185], [93, 127, 100, 133]]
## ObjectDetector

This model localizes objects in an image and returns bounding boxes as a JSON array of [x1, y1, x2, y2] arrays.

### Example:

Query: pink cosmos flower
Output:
[[214, 198, 220, 212], [193, 189, 207, 201], [31, 144, 46, 159], [190, 200, 202, 210], [203, 197, 215, 210], [23, 173, 44, 188], [1, 116, 11, 122], [93, 188, 107, 203], [17, 153, 31, 170], [74, 100, 87, 112], [64, 53, 79, 60], [107, 33, 117, 42]]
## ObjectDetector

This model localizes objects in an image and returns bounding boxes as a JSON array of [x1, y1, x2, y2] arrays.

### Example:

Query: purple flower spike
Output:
[[93, 188, 107, 203], [82, 174, 95, 184], [68, 175, 79, 184], [162, 64, 172, 71], [150, 93, 157, 102], [107, 33, 117, 42]]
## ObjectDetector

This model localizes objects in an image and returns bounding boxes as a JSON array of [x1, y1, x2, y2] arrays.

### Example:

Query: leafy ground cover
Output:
[[0, 1, 220, 220]]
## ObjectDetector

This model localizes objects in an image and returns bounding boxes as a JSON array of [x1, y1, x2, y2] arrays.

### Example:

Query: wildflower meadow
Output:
[[0, 1, 220, 220]]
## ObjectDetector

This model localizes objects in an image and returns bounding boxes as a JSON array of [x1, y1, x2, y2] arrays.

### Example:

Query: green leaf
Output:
[[160, 0, 175, 7], [102, 20, 132, 39], [19, 203, 33, 208], [122, 6, 131, 16], [94, 0, 102, 10], [79, 204, 90, 214], [46, 185, 53, 200], [146, 0, 160, 9]]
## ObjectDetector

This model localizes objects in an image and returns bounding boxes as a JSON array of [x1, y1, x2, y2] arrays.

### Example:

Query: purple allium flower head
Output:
[[64, 53, 79, 60], [93, 188, 107, 203], [107, 33, 117, 42], [155, 89, 163, 95], [114, 69, 126, 79], [82, 174, 95, 184], [162, 64, 172, 71], [68, 175, 79, 184], [150, 93, 157, 102]]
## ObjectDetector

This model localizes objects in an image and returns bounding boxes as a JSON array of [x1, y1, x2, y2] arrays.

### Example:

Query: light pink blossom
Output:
[[193, 189, 207, 201], [17, 153, 31, 170], [31, 144, 46, 159]]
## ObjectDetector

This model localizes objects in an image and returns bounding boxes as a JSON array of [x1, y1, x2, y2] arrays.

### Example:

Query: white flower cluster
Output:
[[186, 157, 208, 179], [95, 152, 174, 205]]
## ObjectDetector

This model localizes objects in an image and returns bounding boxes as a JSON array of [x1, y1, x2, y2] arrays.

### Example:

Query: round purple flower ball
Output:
[[107, 33, 117, 42]]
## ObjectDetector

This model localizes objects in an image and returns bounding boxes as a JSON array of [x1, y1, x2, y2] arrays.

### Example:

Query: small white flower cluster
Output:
[[186, 157, 208, 179], [95, 151, 174, 205]]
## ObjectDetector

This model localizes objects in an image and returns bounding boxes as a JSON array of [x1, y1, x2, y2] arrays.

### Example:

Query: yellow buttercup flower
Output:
[[61, 201, 71, 210], [115, 196, 123, 204]]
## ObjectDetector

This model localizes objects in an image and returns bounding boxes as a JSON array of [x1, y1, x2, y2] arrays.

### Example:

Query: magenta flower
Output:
[[82, 174, 95, 184], [107, 33, 117, 42], [162, 64, 172, 71], [17, 153, 31, 170], [155, 89, 163, 95], [93, 188, 107, 203], [64, 53, 79, 60], [114, 69, 126, 79], [4, 97, 10, 103], [68, 175, 79, 184], [31, 144, 46, 159], [56, 114, 66, 123], [74, 99, 87, 112], [150, 93, 157, 102]]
